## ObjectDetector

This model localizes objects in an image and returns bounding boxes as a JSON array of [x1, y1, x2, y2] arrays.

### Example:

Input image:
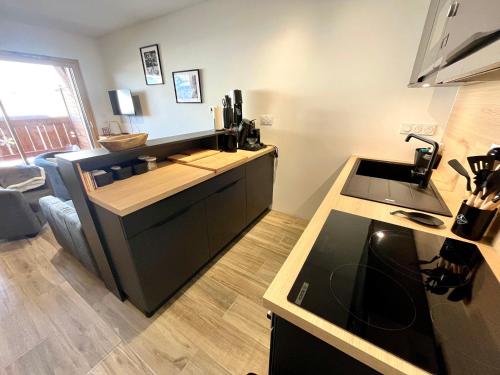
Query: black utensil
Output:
[[467, 169, 492, 204], [467, 155, 495, 175], [390, 210, 445, 227], [448, 159, 472, 192], [447, 280, 472, 302], [481, 170, 500, 199]]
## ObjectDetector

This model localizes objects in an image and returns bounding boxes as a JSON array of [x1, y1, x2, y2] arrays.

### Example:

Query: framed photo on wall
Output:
[[172, 69, 202, 103], [140, 44, 164, 85]]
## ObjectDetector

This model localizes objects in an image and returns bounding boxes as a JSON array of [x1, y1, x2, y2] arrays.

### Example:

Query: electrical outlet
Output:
[[261, 114, 273, 126], [412, 124, 423, 134], [400, 123, 412, 134], [423, 125, 437, 136], [400, 123, 437, 136]]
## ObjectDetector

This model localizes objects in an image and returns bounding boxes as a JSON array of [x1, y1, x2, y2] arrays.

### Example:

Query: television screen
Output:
[[108, 89, 136, 115]]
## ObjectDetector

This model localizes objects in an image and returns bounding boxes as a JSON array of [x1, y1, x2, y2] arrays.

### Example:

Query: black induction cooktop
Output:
[[288, 210, 500, 375]]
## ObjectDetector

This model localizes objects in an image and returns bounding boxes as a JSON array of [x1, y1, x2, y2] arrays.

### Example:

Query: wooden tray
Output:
[[99, 133, 148, 152]]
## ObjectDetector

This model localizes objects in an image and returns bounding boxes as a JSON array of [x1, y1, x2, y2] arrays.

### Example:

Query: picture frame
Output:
[[172, 69, 202, 103], [139, 44, 164, 85]]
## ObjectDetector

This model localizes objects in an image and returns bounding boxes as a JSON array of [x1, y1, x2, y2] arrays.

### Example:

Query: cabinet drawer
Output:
[[206, 177, 246, 257], [123, 166, 245, 238], [246, 153, 274, 225], [128, 200, 209, 313]]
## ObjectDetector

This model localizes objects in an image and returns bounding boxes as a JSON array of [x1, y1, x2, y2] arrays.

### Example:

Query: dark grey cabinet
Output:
[[93, 153, 275, 316], [269, 314, 379, 375], [206, 178, 246, 257], [128, 200, 210, 313], [246, 153, 274, 225]]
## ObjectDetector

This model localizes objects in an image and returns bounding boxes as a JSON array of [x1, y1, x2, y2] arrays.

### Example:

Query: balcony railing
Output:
[[0, 116, 79, 162]]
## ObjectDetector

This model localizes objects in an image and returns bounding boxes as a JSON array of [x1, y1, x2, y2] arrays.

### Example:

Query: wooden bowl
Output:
[[98, 133, 148, 152]]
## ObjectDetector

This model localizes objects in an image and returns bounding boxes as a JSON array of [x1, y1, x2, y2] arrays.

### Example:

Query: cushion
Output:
[[0, 165, 46, 192]]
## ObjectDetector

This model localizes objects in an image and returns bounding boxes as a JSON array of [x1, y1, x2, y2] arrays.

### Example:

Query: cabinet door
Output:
[[269, 315, 379, 375], [246, 153, 274, 225], [128, 200, 209, 314], [205, 178, 246, 257]]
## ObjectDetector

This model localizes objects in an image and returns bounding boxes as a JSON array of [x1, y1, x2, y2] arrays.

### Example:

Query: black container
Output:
[[132, 161, 148, 175], [93, 171, 114, 187], [451, 201, 497, 241], [111, 165, 133, 180], [222, 129, 238, 152]]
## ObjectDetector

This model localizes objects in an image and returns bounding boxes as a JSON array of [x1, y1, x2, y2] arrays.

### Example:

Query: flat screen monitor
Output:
[[108, 89, 136, 115]]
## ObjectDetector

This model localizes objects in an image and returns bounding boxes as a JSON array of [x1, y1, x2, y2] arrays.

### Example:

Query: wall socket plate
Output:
[[260, 114, 274, 126], [400, 123, 437, 136]]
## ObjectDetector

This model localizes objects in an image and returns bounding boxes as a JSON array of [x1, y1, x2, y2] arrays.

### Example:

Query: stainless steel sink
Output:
[[341, 158, 452, 216]]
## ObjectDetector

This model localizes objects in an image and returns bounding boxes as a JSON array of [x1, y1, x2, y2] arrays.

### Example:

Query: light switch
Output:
[[261, 114, 274, 126]]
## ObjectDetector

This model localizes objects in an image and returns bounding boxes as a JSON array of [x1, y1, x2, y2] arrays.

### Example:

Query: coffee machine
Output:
[[238, 119, 265, 151]]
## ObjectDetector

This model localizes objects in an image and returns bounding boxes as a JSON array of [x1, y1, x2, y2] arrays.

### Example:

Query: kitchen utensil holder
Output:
[[112, 165, 133, 180], [94, 172, 114, 187], [451, 201, 497, 241], [132, 160, 148, 175]]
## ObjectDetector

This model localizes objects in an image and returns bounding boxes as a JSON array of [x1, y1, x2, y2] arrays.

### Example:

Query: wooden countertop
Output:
[[263, 155, 500, 375], [87, 162, 214, 216], [87, 146, 275, 216]]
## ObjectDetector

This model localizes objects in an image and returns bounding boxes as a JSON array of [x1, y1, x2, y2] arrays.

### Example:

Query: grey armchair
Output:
[[0, 185, 51, 239]]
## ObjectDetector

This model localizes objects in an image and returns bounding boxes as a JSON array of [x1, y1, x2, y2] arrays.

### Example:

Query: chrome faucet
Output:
[[405, 133, 439, 189]]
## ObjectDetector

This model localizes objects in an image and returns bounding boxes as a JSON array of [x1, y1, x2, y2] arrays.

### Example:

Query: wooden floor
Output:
[[0, 211, 307, 375]]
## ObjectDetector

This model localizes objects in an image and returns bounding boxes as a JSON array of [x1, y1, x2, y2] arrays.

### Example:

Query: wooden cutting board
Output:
[[186, 152, 248, 173], [168, 149, 220, 163]]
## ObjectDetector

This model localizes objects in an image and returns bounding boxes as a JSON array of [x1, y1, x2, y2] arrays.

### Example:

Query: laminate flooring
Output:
[[0, 211, 307, 375]]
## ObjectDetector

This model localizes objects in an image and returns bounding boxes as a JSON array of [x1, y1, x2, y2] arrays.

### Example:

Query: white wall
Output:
[[98, 0, 458, 218], [0, 19, 112, 131]]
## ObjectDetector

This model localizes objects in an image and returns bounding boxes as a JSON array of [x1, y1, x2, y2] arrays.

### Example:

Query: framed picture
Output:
[[172, 69, 202, 103], [140, 44, 164, 85]]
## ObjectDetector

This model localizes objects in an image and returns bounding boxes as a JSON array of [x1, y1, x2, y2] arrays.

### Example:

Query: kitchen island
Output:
[[263, 155, 500, 375], [57, 130, 276, 315]]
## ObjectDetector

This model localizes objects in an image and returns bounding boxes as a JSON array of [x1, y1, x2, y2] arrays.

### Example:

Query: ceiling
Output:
[[0, 0, 207, 37]]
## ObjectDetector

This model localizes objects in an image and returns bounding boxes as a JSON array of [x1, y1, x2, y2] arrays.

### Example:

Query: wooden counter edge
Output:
[[87, 169, 215, 216], [87, 146, 276, 216], [263, 155, 500, 375]]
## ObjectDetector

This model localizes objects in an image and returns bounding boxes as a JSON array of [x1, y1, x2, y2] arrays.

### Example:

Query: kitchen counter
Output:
[[87, 146, 275, 216], [263, 155, 500, 375]]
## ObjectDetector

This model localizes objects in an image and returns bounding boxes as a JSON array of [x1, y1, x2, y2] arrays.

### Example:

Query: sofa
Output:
[[39, 196, 100, 276]]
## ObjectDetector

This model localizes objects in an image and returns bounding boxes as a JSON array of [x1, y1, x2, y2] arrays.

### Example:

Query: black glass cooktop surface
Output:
[[288, 210, 500, 375]]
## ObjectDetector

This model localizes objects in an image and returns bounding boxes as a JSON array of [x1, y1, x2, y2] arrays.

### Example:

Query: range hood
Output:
[[435, 32, 500, 84], [409, 0, 500, 88]]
